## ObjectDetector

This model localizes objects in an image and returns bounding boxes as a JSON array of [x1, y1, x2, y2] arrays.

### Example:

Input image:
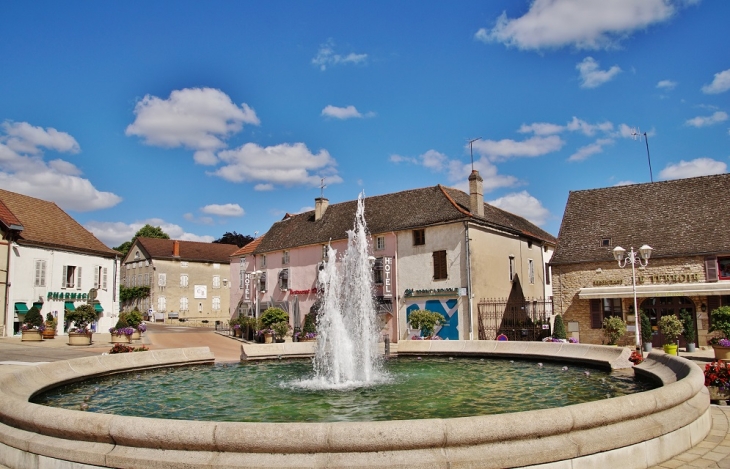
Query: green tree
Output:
[[553, 314, 567, 339], [408, 310, 445, 337], [113, 224, 170, 256], [213, 231, 254, 248]]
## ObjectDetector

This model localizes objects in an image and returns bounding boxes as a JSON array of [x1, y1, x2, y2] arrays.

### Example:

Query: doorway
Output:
[[641, 297, 696, 348]]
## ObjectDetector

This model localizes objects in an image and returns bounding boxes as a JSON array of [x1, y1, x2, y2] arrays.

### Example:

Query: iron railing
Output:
[[477, 297, 553, 341]]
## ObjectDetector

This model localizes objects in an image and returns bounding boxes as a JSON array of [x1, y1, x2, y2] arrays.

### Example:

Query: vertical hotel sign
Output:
[[383, 257, 394, 298], [244, 273, 251, 301]]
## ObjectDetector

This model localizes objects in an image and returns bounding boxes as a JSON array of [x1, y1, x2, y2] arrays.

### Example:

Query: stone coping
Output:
[[0, 344, 711, 468]]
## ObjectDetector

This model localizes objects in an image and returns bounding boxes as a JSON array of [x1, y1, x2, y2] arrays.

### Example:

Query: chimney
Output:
[[173, 240, 180, 257], [468, 170, 484, 217], [315, 197, 329, 221]]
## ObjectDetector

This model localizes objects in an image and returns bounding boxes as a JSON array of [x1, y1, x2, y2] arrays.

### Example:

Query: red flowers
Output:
[[705, 361, 730, 390], [629, 351, 643, 365]]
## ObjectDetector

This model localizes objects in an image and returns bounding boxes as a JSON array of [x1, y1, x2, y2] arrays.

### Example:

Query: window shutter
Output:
[[102, 267, 108, 290], [159, 273, 166, 287], [77, 267, 82, 290], [590, 299, 602, 329], [62, 265, 68, 289], [545, 264, 551, 285], [94, 266, 100, 289], [706, 257, 719, 282], [260, 273, 267, 292]]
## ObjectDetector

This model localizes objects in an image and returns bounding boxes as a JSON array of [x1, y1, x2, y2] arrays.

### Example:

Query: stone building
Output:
[[551, 174, 730, 347], [120, 238, 239, 325]]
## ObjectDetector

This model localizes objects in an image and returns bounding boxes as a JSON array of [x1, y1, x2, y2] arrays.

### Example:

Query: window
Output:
[[34, 260, 46, 287], [282, 251, 290, 265], [373, 257, 384, 284], [528, 259, 535, 284], [144, 273, 149, 286], [134, 250, 140, 260], [413, 229, 425, 246], [198, 302, 203, 312], [601, 238, 611, 247], [102, 267, 108, 290], [375, 236, 385, 251], [433, 251, 447, 280], [719, 257, 730, 280], [259, 272, 267, 292], [157, 296, 166, 311], [322, 245, 328, 260], [527, 241, 533, 249], [180, 274, 189, 287], [590, 298, 622, 329], [212, 296, 221, 311], [509, 256, 515, 281], [545, 264, 551, 285], [126, 264, 130, 270], [144, 260, 149, 267], [239, 269, 245, 288], [94, 266, 102, 289], [180, 297, 189, 312], [213, 263, 220, 270], [213, 275, 221, 289], [279, 269, 289, 290], [158, 273, 167, 287], [62, 265, 81, 289], [261, 254, 267, 268], [181, 261, 188, 268]]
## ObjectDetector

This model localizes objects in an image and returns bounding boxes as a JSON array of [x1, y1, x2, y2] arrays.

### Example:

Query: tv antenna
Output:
[[631, 127, 654, 183], [467, 137, 482, 171], [319, 178, 327, 199]]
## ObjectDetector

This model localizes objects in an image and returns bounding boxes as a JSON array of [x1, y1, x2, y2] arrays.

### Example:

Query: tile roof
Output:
[[230, 236, 264, 258], [0, 199, 23, 231], [131, 237, 239, 264], [255, 185, 556, 254], [0, 188, 118, 257], [551, 173, 730, 265]]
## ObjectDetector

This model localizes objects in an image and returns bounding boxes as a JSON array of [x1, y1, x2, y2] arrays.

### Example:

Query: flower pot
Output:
[[643, 342, 652, 353], [264, 333, 273, 344], [42, 329, 56, 339], [21, 330, 43, 342], [712, 345, 730, 361], [663, 344, 678, 356], [686, 342, 696, 353], [709, 386, 730, 401], [131, 330, 141, 341], [68, 332, 92, 346], [111, 334, 131, 344], [234, 329, 242, 338]]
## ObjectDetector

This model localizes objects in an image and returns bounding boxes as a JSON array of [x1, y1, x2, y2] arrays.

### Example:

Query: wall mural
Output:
[[406, 299, 459, 340]]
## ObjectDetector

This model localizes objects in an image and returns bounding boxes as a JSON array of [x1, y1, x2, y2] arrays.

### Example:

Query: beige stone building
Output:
[[121, 238, 239, 325], [551, 174, 730, 347]]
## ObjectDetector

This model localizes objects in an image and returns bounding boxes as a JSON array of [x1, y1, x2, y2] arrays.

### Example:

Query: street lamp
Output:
[[252, 270, 263, 320], [613, 245, 653, 355]]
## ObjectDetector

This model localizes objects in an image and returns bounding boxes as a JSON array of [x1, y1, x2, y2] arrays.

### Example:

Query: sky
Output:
[[1, 0, 728, 248]]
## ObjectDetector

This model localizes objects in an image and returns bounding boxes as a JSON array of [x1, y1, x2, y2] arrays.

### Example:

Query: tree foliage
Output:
[[120, 286, 150, 302], [113, 224, 170, 256], [408, 309, 445, 337], [213, 231, 254, 248], [552, 314, 567, 339]]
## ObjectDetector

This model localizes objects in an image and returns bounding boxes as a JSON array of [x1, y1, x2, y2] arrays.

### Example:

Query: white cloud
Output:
[[702, 69, 730, 94], [657, 79, 677, 90], [476, 0, 676, 50], [183, 213, 214, 225], [125, 87, 260, 151], [212, 142, 342, 188], [614, 180, 636, 186], [659, 158, 727, 180], [254, 183, 274, 191], [518, 122, 565, 136], [568, 138, 614, 162], [488, 191, 550, 226], [472, 135, 564, 161], [201, 203, 245, 217], [321, 105, 365, 119], [565, 116, 614, 136], [312, 39, 368, 71], [577, 57, 621, 88], [390, 150, 449, 172], [0, 122, 121, 212], [84, 219, 214, 248], [685, 111, 728, 128]]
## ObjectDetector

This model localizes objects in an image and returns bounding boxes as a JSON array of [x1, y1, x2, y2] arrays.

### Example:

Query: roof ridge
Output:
[[438, 184, 472, 217]]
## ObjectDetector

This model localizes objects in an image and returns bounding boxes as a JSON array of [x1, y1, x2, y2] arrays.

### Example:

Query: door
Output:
[[641, 297, 696, 348]]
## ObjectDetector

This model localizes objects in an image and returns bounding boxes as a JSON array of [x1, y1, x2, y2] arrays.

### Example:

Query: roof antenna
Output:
[[320, 178, 327, 198], [631, 127, 654, 183], [467, 137, 482, 172]]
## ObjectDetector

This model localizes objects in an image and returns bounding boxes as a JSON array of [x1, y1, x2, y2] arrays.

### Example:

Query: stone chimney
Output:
[[468, 170, 484, 217], [315, 197, 329, 221], [173, 240, 180, 257]]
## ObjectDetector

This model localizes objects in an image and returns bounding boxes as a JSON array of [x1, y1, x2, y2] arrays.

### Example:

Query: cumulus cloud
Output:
[[0, 121, 121, 212], [568, 138, 615, 162], [312, 39, 368, 71], [125, 87, 260, 151], [475, 0, 676, 50], [685, 111, 728, 128], [702, 69, 730, 94], [659, 158, 727, 180], [254, 183, 274, 191], [201, 203, 245, 217], [488, 191, 550, 226], [321, 105, 374, 119], [577, 57, 621, 88], [183, 213, 214, 225], [518, 122, 565, 136], [84, 219, 215, 248], [212, 142, 342, 188], [472, 135, 564, 162], [657, 80, 677, 90], [519, 117, 614, 137], [390, 150, 449, 172]]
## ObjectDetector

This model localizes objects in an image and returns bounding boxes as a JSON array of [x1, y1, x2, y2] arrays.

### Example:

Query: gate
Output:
[[477, 298, 553, 341]]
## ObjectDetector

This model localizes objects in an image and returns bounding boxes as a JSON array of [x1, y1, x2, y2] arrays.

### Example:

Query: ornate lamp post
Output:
[[613, 245, 653, 355], [252, 270, 263, 320]]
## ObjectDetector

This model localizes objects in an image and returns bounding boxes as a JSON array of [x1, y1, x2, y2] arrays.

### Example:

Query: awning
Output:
[[578, 282, 730, 300], [14, 303, 28, 313], [64, 301, 75, 311], [93, 303, 103, 313]]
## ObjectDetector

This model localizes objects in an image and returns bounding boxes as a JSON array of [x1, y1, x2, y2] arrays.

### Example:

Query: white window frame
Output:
[[261, 254, 266, 268], [34, 259, 46, 287], [102, 267, 108, 290], [158, 273, 167, 287], [212, 275, 221, 289], [212, 296, 221, 311], [213, 263, 221, 270], [181, 261, 189, 268], [180, 297, 189, 312], [528, 259, 535, 284], [180, 274, 189, 287], [158, 296, 166, 311], [279, 269, 289, 291], [375, 236, 385, 251], [259, 273, 267, 292], [282, 251, 290, 265]]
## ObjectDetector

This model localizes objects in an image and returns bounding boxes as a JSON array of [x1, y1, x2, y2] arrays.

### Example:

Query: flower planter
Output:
[[42, 329, 56, 339], [131, 330, 141, 341], [713, 345, 730, 361], [663, 344, 678, 356], [68, 332, 92, 346], [21, 330, 43, 342], [709, 386, 730, 401], [643, 342, 652, 352], [234, 329, 242, 338], [264, 333, 273, 344], [300, 338, 316, 342], [686, 342, 696, 353], [110, 334, 131, 344]]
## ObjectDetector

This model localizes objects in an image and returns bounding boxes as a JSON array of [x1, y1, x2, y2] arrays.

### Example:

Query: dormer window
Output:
[[134, 250, 140, 260]]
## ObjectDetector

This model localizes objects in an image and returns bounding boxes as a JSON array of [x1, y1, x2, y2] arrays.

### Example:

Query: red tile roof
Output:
[[230, 236, 264, 258], [131, 237, 239, 264]]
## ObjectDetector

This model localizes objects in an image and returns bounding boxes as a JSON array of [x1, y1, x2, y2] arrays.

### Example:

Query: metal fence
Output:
[[477, 298, 553, 341]]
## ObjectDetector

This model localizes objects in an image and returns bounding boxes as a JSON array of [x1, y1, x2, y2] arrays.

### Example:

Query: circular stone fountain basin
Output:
[[0, 343, 711, 469]]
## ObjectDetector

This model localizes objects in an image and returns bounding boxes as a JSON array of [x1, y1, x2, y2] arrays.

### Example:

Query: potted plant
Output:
[[640, 311, 653, 352], [109, 326, 135, 344], [66, 304, 99, 346], [123, 309, 144, 340], [229, 317, 241, 337], [407, 309, 445, 339], [602, 316, 626, 346], [704, 361, 730, 400], [259, 307, 288, 344], [272, 321, 291, 343], [680, 308, 696, 353], [552, 314, 567, 340], [21, 306, 45, 341], [241, 316, 258, 341], [710, 306, 730, 360], [43, 312, 57, 339], [658, 314, 683, 356]]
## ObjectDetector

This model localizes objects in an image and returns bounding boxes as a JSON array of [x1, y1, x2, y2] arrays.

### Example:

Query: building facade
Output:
[[121, 238, 239, 325], [0, 189, 120, 337], [551, 174, 730, 347]]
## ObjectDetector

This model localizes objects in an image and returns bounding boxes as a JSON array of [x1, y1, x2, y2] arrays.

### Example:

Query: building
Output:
[[0, 189, 120, 337], [121, 238, 240, 325], [551, 174, 730, 347], [234, 170, 555, 342], [229, 236, 264, 318]]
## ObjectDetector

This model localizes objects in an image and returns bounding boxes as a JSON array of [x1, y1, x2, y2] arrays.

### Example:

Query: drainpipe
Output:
[[464, 222, 473, 341], [2, 240, 12, 338]]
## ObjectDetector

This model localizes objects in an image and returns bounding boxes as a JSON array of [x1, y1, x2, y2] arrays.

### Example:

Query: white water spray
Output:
[[309, 193, 385, 388]]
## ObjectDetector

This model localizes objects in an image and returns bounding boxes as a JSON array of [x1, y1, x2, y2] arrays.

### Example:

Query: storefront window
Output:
[[719, 257, 730, 280], [590, 298, 622, 328]]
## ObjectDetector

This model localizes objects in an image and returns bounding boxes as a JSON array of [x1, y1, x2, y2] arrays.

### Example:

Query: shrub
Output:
[[602, 316, 626, 345], [640, 311, 653, 344], [272, 321, 291, 339], [680, 309, 696, 344], [66, 304, 99, 331], [553, 314, 567, 339], [125, 309, 143, 328], [658, 315, 683, 344], [408, 309, 445, 338], [710, 306, 730, 340], [260, 307, 289, 328], [23, 306, 44, 329], [302, 312, 317, 335]]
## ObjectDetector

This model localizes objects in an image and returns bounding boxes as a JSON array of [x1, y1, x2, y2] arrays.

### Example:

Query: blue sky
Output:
[[1, 0, 728, 247]]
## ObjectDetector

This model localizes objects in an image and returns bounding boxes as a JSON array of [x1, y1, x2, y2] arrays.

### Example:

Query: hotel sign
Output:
[[383, 257, 393, 298], [243, 273, 251, 301]]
